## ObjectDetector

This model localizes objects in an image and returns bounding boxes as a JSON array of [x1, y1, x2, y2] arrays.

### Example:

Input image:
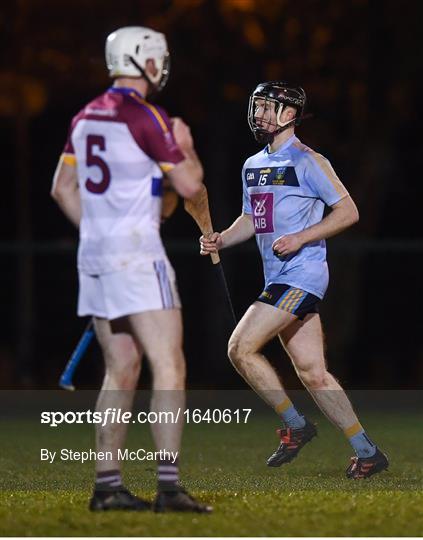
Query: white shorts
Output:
[[77, 259, 181, 320]]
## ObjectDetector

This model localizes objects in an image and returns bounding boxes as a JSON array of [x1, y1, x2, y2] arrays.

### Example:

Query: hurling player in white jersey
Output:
[[200, 82, 388, 479], [51, 27, 211, 513]]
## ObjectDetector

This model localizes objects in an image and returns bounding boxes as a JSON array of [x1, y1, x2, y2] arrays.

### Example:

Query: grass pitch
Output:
[[0, 409, 422, 536]]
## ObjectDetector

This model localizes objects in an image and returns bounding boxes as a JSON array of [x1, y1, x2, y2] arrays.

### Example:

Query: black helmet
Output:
[[248, 81, 307, 144]]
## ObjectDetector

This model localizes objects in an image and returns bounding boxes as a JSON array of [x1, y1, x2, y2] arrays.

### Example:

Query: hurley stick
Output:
[[184, 185, 237, 324]]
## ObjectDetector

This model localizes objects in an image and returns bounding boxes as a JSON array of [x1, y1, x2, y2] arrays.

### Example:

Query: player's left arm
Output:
[[272, 195, 358, 256], [50, 155, 81, 228], [272, 153, 358, 256]]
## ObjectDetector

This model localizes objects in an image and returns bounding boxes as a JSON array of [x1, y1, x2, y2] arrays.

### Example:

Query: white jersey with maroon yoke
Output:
[[62, 87, 184, 319], [63, 87, 184, 275]]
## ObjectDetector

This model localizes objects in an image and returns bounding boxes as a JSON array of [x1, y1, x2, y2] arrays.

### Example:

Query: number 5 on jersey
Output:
[[86, 135, 111, 194]]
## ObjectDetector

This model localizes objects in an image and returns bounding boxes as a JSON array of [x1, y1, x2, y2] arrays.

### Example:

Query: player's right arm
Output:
[[132, 107, 202, 200], [200, 158, 255, 255], [50, 155, 81, 228], [166, 117, 203, 199], [199, 213, 255, 255]]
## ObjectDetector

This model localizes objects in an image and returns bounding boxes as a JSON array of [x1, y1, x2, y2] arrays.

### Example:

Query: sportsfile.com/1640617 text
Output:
[[40, 408, 252, 427]]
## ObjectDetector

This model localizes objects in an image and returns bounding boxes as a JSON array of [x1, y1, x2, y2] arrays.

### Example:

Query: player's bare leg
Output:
[[90, 318, 149, 511], [280, 313, 388, 477], [228, 302, 297, 407], [127, 308, 212, 513], [279, 314, 360, 429], [228, 301, 317, 466], [127, 309, 186, 457], [94, 318, 142, 471]]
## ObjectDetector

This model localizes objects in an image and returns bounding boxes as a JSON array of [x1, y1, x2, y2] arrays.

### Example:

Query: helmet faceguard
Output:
[[248, 81, 307, 144], [105, 26, 170, 93]]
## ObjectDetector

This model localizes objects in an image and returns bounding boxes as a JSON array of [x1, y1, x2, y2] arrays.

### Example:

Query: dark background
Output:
[[1, 0, 422, 390]]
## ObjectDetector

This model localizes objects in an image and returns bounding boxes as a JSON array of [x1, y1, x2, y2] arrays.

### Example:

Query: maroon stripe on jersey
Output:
[[63, 89, 184, 167]]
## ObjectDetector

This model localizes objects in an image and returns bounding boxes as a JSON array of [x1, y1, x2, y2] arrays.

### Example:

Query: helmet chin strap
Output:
[[128, 56, 157, 91], [277, 105, 313, 128], [276, 104, 297, 129], [277, 118, 297, 129], [254, 119, 295, 145], [254, 111, 312, 145]]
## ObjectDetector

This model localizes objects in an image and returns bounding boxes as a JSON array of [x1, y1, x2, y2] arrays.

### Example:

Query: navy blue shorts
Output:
[[257, 284, 320, 320]]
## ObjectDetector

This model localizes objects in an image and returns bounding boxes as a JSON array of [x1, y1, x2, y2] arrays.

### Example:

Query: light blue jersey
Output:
[[242, 135, 349, 299]]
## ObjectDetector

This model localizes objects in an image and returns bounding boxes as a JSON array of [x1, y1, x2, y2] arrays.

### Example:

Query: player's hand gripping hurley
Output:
[[185, 185, 237, 325]]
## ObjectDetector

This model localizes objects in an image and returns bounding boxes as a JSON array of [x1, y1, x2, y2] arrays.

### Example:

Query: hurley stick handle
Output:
[[184, 184, 220, 265]]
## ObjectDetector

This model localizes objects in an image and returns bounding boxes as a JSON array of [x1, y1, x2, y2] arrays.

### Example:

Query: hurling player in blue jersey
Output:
[[200, 82, 388, 479]]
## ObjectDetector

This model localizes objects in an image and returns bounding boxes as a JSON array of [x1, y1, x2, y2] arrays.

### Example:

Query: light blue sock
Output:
[[347, 425, 376, 458], [276, 398, 306, 429]]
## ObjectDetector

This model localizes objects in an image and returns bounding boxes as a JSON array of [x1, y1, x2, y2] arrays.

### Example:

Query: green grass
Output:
[[0, 411, 422, 536]]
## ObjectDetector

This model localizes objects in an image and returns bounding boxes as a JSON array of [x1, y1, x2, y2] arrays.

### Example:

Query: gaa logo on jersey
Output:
[[246, 171, 255, 183], [251, 193, 274, 234]]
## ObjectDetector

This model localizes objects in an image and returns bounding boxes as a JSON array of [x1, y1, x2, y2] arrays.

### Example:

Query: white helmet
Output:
[[105, 26, 170, 91]]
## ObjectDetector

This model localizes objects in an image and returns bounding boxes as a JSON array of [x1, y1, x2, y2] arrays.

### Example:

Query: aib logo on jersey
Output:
[[254, 198, 266, 216], [251, 193, 274, 234]]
